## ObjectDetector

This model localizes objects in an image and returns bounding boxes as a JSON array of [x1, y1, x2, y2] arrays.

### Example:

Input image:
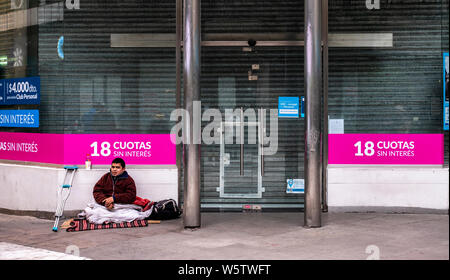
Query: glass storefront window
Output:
[[0, 0, 448, 209], [1, 0, 177, 134]]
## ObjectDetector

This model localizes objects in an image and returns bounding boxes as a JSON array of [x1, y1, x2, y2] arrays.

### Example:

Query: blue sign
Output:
[[278, 96, 300, 118], [286, 179, 304, 194], [301, 96, 305, 118], [0, 110, 39, 128], [444, 52, 449, 131], [1, 77, 40, 105]]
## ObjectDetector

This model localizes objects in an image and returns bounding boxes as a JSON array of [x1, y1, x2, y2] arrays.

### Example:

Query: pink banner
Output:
[[63, 134, 176, 165], [0, 132, 64, 164], [0, 133, 176, 165], [328, 134, 444, 165]]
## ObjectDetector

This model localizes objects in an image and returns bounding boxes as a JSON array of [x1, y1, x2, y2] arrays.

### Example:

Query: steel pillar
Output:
[[183, 0, 201, 228], [304, 0, 322, 228]]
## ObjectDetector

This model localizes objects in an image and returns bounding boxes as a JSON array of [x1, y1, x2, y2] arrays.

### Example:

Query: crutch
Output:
[[52, 166, 78, 232]]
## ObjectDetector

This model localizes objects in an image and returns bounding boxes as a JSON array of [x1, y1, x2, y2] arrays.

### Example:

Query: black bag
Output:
[[148, 199, 182, 220]]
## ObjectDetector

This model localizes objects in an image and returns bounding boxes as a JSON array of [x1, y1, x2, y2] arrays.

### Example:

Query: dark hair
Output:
[[112, 158, 126, 168]]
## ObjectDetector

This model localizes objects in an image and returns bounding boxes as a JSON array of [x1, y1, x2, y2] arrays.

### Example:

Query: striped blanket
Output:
[[67, 219, 148, 232]]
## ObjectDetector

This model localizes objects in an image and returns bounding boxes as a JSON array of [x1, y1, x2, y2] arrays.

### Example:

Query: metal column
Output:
[[176, 0, 183, 215], [304, 0, 322, 228], [321, 0, 329, 213], [183, 0, 201, 228]]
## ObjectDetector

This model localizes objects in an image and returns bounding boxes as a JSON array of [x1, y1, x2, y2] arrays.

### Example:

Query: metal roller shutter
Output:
[[33, 0, 177, 134], [328, 0, 449, 165]]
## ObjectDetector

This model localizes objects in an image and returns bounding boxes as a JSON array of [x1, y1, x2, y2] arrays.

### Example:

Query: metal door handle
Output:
[[260, 108, 265, 177], [240, 107, 244, 176]]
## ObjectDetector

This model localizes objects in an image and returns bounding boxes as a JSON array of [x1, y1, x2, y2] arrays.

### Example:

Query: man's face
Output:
[[110, 163, 125, 176]]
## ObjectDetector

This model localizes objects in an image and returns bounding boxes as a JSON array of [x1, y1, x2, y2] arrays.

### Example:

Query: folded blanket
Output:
[[67, 219, 148, 232], [78, 202, 153, 224]]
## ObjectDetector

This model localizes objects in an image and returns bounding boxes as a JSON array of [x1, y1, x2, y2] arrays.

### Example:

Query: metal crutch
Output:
[[52, 166, 78, 232]]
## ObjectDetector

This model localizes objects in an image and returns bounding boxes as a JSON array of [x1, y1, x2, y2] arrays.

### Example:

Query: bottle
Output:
[[85, 154, 92, 170]]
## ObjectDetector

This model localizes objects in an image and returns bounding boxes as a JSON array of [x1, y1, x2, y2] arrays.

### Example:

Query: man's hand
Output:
[[102, 197, 114, 210]]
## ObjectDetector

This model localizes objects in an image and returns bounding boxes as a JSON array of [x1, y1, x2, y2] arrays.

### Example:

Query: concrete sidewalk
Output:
[[0, 212, 448, 260]]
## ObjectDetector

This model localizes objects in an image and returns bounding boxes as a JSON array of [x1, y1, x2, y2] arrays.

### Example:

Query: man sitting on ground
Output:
[[93, 158, 136, 210]]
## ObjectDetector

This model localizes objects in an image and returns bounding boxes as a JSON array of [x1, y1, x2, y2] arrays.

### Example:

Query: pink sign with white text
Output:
[[63, 134, 176, 165], [0, 132, 64, 164], [0, 133, 176, 165], [328, 134, 444, 165]]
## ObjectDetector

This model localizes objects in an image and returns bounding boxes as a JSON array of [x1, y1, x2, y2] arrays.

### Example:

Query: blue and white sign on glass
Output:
[[286, 179, 304, 194], [278, 96, 300, 118], [444, 52, 449, 131], [1, 77, 40, 105], [0, 110, 39, 128]]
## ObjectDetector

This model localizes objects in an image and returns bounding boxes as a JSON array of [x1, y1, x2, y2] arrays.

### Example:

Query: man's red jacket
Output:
[[93, 171, 136, 205]]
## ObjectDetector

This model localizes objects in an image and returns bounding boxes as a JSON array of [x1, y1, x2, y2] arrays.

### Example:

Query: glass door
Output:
[[200, 46, 305, 210], [218, 109, 264, 198]]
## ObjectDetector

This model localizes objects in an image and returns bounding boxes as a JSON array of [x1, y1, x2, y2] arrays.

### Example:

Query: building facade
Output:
[[0, 0, 448, 217]]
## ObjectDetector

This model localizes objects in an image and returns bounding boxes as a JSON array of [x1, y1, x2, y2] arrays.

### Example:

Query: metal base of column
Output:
[[184, 226, 201, 230], [303, 225, 322, 229]]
